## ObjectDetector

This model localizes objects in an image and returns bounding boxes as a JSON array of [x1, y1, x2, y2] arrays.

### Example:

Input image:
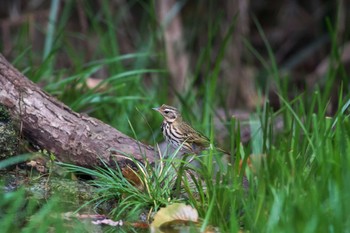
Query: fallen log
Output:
[[0, 53, 156, 168]]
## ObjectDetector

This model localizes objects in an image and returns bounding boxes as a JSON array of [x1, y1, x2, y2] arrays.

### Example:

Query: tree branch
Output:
[[0, 53, 155, 168]]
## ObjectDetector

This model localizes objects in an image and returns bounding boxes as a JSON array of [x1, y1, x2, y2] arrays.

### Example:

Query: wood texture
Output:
[[0, 54, 155, 168]]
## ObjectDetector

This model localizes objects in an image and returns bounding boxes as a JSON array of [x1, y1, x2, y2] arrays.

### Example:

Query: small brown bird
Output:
[[153, 104, 228, 155]]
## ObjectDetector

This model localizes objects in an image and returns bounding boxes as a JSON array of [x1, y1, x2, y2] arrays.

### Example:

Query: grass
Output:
[[58, 149, 186, 220], [243, 95, 350, 233], [1, 1, 350, 232], [0, 187, 90, 232]]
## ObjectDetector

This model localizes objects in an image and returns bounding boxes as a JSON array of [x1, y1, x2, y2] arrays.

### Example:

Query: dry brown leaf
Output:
[[121, 165, 144, 191]]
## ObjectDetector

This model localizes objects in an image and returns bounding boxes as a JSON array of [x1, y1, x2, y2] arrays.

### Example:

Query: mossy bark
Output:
[[0, 105, 19, 159]]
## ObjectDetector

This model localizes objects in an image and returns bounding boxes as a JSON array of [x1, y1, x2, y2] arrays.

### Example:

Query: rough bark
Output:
[[0, 53, 155, 168], [224, 0, 260, 110], [157, 0, 189, 94]]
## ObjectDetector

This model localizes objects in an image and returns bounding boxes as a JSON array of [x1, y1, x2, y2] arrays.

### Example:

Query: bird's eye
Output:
[[164, 110, 169, 114]]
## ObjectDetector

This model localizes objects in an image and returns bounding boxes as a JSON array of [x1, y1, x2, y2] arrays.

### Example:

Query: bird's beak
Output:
[[152, 107, 160, 112]]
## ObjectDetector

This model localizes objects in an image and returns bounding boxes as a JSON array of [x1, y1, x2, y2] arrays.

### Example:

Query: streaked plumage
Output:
[[153, 104, 226, 154]]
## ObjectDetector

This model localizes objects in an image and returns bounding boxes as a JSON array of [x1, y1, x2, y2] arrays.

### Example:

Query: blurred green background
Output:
[[2, 0, 349, 144], [1, 1, 350, 232]]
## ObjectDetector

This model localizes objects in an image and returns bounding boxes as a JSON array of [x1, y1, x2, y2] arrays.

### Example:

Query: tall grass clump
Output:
[[59, 145, 193, 221], [244, 93, 350, 232]]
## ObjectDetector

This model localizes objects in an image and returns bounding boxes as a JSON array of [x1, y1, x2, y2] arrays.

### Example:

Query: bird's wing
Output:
[[180, 121, 230, 155], [180, 122, 210, 146]]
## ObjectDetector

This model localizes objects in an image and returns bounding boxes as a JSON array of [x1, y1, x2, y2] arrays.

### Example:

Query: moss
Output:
[[0, 105, 19, 159], [26, 176, 115, 213], [0, 105, 10, 122]]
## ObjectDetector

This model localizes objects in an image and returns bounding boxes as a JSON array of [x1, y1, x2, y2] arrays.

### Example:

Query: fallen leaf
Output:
[[150, 203, 198, 233], [121, 165, 144, 191]]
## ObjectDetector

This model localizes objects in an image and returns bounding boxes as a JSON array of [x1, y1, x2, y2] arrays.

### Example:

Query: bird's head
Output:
[[153, 104, 181, 123]]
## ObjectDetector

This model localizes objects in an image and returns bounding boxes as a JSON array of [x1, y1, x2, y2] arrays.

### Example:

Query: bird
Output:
[[152, 104, 228, 155], [153, 105, 243, 196]]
